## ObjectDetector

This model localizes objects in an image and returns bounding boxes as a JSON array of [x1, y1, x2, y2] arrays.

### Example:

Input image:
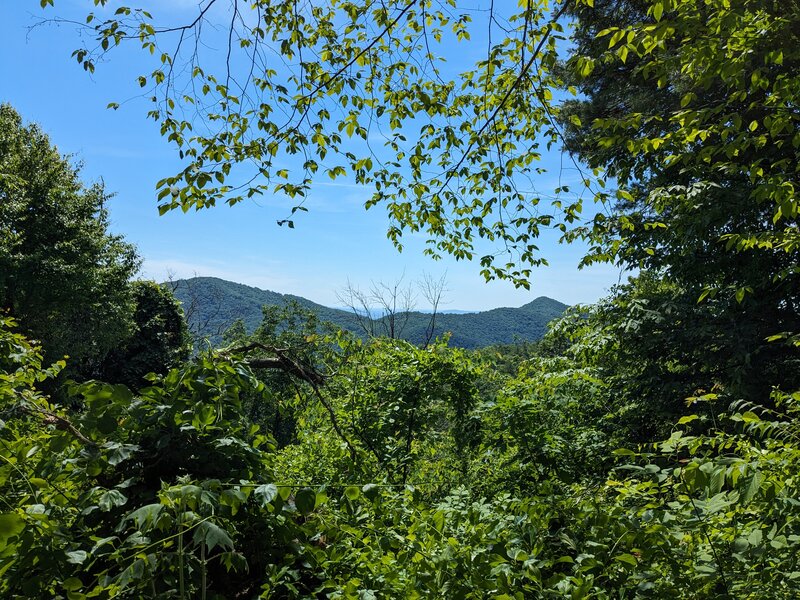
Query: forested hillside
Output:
[[2, 1, 800, 599], [170, 277, 567, 348]]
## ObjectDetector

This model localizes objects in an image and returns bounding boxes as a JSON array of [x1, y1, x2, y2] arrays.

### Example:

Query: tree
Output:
[[166, 272, 228, 345], [0, 103, 140, 378], [338, 273, 448, 346], [10, 3, 800, 596], [558, 0, 800, 403], [39, 1, 798, 296], [98, 280, 192, 389]]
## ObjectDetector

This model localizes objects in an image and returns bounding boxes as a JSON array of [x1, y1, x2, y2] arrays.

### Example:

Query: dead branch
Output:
[[24, 403, 97, 447], [224, 342, 326, 386]]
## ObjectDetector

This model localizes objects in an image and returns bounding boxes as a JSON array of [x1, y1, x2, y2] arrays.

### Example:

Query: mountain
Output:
[[168, 277, 568, 349]]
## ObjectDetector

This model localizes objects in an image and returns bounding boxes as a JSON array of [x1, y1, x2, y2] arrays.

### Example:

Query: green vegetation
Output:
[[0, 103, 140, 380], [1, 0, 799, 598], [170, 276, 567, 349]]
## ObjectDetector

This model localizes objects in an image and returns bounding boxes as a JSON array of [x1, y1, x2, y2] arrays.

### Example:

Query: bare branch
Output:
[[23, 403, 97, 447], [223, 341, 325, 386]]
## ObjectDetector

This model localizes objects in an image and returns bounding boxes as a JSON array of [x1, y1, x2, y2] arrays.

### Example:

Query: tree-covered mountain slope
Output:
[[168, 277, 567, 348]]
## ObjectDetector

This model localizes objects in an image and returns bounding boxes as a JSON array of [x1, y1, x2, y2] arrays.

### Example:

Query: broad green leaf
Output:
[[66, 550, 88, 565], [295, 488, 316, 516], [62, 577, 83, 591], [254, 484, 278, 507], [98, 489, 127, 512], [614, 553, 638, 566], [0, 513, 25, 545], [193, 521, 234, 553]]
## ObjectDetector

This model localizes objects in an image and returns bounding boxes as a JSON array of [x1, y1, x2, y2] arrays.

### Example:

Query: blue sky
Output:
[[2, 1, 623, 311]]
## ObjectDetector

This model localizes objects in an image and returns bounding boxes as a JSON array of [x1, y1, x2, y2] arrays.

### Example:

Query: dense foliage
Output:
[[3, 301, 800, 597], [1, 0, 799, 597], [0, 103, 140, 379], [99, 281, 192, 390]]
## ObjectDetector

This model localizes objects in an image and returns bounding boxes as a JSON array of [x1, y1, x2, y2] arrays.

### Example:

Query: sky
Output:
[[1, 0, 624, 311]]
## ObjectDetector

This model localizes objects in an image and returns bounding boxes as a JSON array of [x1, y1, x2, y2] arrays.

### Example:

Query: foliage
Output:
[[225, 301, 339, 447], [4, 297, 800, 598], [565, 0, 800, 274], [562, 0, 800, 409], [8, 0, 800, 597], [472, 354, 610, 492], [99, 280, 192, 389], [40, 0, 798, 309], [323, 337, 484, 487], [0, 103, 140, 378], [0, 316, 298, 598], [43, 0, 594, 286]]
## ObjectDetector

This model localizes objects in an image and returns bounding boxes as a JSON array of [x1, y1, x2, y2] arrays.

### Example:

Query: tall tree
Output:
[[0, 104, 140, 377], [559, 0, 800, 402]]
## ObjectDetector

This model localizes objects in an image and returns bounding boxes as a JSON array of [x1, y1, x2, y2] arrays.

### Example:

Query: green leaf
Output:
[[254, 484, 278, 507], [614, 553, 638, 566], [741, 411, 760, 423], [362, 483, 380, 500], [748, 528, 763, 547], [125, 503, 163, 530], [66, 550, 88, 564], [740, 471, 763, 505], [295, 487, 316, 516], [612, 448, 636, 456], [105, 442, 138, 466], [677, 415, 699, 424], [99, 489, 128, 512], [193, 521, 234, 553], [0, 513, 25, 545], [62, 577, 83, 591]]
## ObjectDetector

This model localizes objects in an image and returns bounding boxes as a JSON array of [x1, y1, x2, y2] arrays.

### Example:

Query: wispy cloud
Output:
[[141, 258, 302, 293]]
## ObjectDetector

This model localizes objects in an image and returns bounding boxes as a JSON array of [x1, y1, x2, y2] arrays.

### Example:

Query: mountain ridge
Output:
[[168, 276, 568, 349]]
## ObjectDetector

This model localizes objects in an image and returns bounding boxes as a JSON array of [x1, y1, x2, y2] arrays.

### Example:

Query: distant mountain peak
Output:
[[168, 277, 568, 348]]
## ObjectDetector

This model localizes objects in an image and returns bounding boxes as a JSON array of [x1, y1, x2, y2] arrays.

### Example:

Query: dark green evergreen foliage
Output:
[[0, 104, 140, 377], [171, 276, 567, 349], [98, 281, 191, 389]]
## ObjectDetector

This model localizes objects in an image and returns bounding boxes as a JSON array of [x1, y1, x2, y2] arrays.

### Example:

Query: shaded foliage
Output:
[[99, 281, 192, 390]]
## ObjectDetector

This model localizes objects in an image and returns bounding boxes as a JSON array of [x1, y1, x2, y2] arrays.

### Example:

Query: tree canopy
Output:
[[0, 103, 140, 377], [40, 0, 799, 296], [98, 280, 192, 389]]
